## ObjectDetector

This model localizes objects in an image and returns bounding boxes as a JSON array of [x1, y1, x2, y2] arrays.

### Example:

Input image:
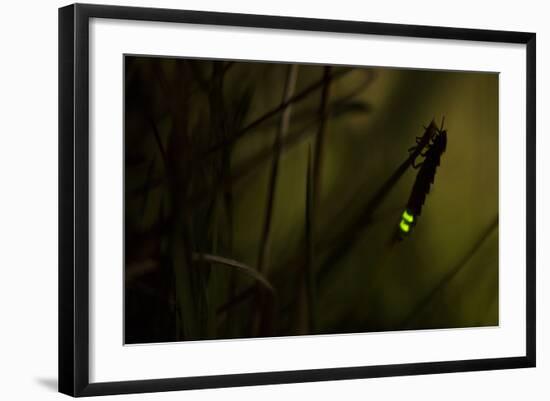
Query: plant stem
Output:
[[254, 64, 299, 336]]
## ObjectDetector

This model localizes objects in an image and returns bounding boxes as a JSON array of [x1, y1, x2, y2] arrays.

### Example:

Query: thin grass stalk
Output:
[[193, 253, 275, 294], [257, 64, 299, 274], [147, 115, 168, 167], [140, 157, 156, 225], [209, 62, 238, 337], [206, 62, 233, 255], [137, 116, 164, 236], [302, 146, 316, 332], [223, 61, 235, 75], [312, 66, 332, 203], [163, 61, 205, 340], [298, 67, 331, 333], [253, 64, 299, 336]]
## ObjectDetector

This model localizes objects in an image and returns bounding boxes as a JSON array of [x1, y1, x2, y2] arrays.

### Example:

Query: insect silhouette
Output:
[[398, 118, 447, 238]]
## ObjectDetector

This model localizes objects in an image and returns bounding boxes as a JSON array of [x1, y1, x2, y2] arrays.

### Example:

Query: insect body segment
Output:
[[408, 127, 446, 216], [399, 119, 447, 239], [399, 209, 415, 236], [408, 120, 438, 161]]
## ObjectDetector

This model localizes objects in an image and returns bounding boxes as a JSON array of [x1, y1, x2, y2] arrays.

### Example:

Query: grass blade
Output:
[[300, 146, 317, 332], [193, 253, 275, 294], [257, 64, 300, 274], [253, 64, 299, 336]]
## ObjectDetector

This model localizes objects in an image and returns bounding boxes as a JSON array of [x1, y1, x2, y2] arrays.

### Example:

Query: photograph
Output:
[[124, 55, 499, 344]]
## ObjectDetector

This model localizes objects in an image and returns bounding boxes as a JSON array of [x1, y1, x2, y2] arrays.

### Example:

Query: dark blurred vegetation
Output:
[[124, 55, 499, 344]]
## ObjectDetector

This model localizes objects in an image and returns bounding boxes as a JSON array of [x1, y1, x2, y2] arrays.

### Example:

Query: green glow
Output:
[[402, 210, 414, 223], [399, 220, 410, 233]]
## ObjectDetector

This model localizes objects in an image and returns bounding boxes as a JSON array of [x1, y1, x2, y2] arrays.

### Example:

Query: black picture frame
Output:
[[59, 3, 536, 397]]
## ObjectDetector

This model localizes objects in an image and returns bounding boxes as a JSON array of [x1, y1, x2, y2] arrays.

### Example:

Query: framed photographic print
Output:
[[58, 3, 536, 397]]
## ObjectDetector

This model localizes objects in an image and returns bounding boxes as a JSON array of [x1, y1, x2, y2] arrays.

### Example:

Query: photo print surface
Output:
[[124, 55, 499, 344]]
